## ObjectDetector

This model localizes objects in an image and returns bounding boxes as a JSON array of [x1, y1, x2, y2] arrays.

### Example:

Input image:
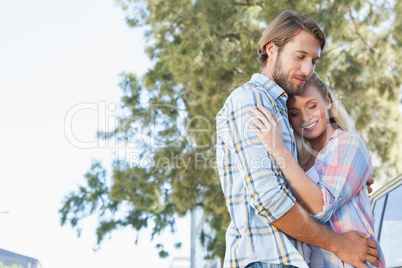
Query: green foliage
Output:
[[60, 0, 402, 261]]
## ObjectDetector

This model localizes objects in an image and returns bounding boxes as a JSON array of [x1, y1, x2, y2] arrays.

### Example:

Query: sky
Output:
[[0, 0, 190, 267]]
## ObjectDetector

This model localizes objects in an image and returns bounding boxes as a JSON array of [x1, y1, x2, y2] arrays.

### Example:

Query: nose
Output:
[[301, 61, 313, 77], [301, 110, 311, 123]]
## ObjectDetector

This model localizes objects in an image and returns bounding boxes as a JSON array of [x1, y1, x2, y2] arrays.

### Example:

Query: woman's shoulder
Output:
[[320, 129, 372, 169], [329, 129, 369, 152], [331, 129, 363, 143]]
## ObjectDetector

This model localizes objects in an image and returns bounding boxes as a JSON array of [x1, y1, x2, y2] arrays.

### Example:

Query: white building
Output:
[[169, 256, 191, 268], [0, 248, 42, 268], [190, 207, 221, 268], [170, 207, 221, 268]]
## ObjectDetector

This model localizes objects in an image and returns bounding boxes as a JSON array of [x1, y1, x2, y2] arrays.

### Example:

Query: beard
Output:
[[272, 51, 308, 96]]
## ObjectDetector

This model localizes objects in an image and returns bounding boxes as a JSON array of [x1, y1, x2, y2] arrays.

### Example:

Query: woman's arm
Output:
[[274, 149, 324, 215], [247, 104, 324, 214], [310, 131, 371, 223], [248, 104, 372, 223]]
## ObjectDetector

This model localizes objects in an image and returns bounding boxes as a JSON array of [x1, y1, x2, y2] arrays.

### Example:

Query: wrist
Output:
[[327, 232, 343, 254], [270, 148, 291, 170], [273, 147, 291, 162]]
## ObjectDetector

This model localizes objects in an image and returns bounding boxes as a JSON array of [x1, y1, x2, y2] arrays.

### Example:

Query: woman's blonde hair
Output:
[[294, 72, 356, 166]]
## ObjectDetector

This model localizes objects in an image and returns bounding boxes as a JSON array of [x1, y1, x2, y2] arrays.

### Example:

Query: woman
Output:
[[246, 72, 385, 267]]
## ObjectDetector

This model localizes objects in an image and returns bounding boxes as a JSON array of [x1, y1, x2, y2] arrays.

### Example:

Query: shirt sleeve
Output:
[[311, 131, 373, 223], [218, 89, 296, 223]]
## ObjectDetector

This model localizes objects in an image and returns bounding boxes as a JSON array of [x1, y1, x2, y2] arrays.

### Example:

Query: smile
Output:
[[302, 120, 318, 130]]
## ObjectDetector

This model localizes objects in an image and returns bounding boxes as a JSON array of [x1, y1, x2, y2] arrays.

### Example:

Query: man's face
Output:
[[272, 30, 322, 95]]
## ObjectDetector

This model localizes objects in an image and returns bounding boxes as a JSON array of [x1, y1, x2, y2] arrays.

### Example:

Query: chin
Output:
[[299, 130, 319, 140], [287, 85, 304, 96]]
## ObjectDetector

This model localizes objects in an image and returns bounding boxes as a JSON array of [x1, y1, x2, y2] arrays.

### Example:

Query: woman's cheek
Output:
[[290, 118, 302, 135], [312, 109, 322, 118]]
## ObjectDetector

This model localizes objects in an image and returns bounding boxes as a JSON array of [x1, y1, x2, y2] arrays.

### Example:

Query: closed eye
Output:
[[289, 112, 299, 117], [309, 104, 317, 109]]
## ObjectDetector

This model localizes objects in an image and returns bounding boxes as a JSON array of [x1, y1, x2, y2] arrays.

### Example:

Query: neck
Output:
[[262, 67, 275, 82]]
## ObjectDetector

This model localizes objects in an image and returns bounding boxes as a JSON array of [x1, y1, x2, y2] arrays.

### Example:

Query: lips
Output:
[[302, 120, 318, 130], [293, 74, 308, 85], [294, 77, 306, 84]]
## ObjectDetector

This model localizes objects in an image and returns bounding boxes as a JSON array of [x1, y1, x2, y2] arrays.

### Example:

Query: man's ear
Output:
[[265, 42, 277, 57]]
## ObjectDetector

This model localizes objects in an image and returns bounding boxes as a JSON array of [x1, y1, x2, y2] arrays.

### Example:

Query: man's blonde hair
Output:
[[258, 10, 326, 67]]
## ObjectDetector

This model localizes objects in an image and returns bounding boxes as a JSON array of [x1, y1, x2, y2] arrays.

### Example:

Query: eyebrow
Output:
[[288, 98, 317, 110], [295, 49, 320, 60]]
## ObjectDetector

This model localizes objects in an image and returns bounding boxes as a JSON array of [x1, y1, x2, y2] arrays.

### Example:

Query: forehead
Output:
[[287, 84, 324, 107], [283, 30, 322, 58]]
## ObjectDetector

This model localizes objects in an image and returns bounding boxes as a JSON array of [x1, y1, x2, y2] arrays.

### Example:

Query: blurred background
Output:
[[1, 0, 401, 267], [0, 0, 190, 267]]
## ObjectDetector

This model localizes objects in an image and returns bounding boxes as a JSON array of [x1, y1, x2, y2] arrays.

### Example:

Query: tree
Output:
[[60, 0, 402, 261]]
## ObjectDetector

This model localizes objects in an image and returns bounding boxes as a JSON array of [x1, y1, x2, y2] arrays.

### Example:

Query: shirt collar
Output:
[[250, 73, 286, 100]]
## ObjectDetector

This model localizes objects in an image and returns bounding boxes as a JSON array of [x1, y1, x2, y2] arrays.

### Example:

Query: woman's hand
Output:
[[247, 105, 325, 216], [246, 104, 286, 158]]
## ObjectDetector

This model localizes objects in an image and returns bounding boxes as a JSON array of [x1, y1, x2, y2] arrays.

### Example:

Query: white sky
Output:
[[0, 0, 190, 267]]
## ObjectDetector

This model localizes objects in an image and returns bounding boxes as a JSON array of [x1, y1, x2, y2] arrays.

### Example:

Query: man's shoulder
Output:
[[229, 78, 268, 99], [216, 74, 278, 120], [224, 79, 277, 107]]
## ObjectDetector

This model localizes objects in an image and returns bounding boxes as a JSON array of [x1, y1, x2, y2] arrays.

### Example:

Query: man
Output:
[[216, 10, 380, 268]]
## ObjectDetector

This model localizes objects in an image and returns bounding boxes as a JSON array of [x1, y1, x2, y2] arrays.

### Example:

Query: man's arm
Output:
[[222, 90, 297, 223], [222, 89, 380, 267], [272, 203, 381, 268]]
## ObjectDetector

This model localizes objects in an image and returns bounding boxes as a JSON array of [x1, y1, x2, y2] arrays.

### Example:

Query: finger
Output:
[[367, 247, 381, 261], [354, 260, 368, 268], [254, 109, 276, 134], [361, 262, 369, 268], [359, 263, 369, 268], [274, 114, 280, 123], [257, 104, 275, 123], [246, 122, 267, 145], [246, 121, 260, 132], [365, 254, 380, 267], [358, 232, 370, 239], [366, 179, 374, 194], [246, 113, 266, 131], [367, 239, 378, 249], [246, 122, 260, 137], [274, 114, 282, 130], [248, 109, 271, 131], [367, 186, 373, 194], [249, 107, 267, 124]]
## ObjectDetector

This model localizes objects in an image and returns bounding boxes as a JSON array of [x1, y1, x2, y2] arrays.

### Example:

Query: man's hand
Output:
[[272, 203, 381, 267], [366, 178, 374, 194], [332, 231, 381, 268]]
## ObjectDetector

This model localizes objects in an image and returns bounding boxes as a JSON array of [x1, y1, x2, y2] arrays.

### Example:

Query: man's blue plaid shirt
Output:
[[216, 74, 308, 268]]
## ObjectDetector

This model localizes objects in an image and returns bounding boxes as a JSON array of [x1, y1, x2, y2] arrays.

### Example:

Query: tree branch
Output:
[[232, 0, 263, 7], [348, 9, 377, 53], [219, 33, 241, 40]]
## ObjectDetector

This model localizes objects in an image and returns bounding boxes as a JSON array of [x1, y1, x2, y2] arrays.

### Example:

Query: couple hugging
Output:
[[216, 10, 385, 268]]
